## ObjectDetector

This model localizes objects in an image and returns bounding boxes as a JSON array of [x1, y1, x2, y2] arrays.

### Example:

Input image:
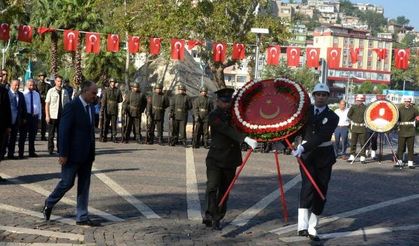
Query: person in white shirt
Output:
[[334, 100, 350, 159], [45, 76, 70, 155], [22, 79, 42, 157]]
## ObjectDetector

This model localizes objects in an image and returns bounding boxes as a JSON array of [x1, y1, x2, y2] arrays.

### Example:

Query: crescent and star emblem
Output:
[[309, 49, 317, 59], [23, 25, 30, 35], [270, 47, 277, 57], [259, 99, 280, 119], [174, 41, 182, 51], [330, 49, 338, 59], [398, 49, 406, 59], [132, 37, 139, 46], [153, 38, 160, 48], [89, 35, 97, 43], [290, 48, 297, 58], [1, 23, 8, 32], [236, 44, 244, 52], [111, 34, 118, 43], [216, 43, 224, 54]]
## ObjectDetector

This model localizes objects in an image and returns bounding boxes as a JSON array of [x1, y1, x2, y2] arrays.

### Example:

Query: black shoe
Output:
[[202, 218, 212, 227], [7, 155, 18, 160], [42, 203, 52, 221], [48, 151, 54, 155], [298, 230, 309, 237], [409, 165, 416, 169], [41, 137, 47, 141], [308, 234, 320, 241], [29, 153, 38, 158], [0, 176, 6, 182], [212, 220, 222, 230], [76, 219, 101, 227], [18, 155, 25, 159]]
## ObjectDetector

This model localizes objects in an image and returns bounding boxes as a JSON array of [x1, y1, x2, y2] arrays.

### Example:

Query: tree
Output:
[[395, 16, 410, 26], [358, 10, 387, 35]]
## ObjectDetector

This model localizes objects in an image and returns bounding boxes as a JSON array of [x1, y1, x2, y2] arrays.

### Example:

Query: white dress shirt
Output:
[[334, 107, 350, 127], [24, 89, 42, 120]]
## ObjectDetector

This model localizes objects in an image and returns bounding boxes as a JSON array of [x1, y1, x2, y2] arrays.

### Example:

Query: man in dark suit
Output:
[[203, 88, 258, 230], [0, 84, 11, 181], [2, 80, 27, 159], [43, 80, 99, 226], [292, 83, 339, 241]]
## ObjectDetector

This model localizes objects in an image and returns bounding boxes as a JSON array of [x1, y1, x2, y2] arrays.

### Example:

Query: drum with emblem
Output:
[[364, 99, 399, 133], [231, 78, 311, 142]]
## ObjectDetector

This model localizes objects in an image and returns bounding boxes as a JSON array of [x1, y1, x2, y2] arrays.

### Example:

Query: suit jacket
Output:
[[301, 105, 339, 168], [206, 107, 246, 169], [9, 90, 27, 127], [59, 97, 95, 164], [0, 86, 11, 130]]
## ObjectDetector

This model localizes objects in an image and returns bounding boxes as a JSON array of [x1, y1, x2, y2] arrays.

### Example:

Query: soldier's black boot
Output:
[[203, 142, 209, 149], [212, 220, 222, 230], [158, 138, 164, 146]]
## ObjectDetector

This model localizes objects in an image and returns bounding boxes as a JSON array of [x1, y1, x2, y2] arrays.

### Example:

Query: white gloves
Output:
[[244, 137, 258, 150], [292, 144, 304, 157]]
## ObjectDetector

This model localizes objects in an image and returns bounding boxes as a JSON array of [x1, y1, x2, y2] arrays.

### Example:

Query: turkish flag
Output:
[[149, 37, 161, 55], [17, 25, 33, 43], [212, 42, 227, 62], [306, 48, 320, 68], [266, 45, 281, 65], [394, 48, 410, 69], [232, 43, 246, 60], [107, 34, 120, 52], [171, 39, 185, 60], [128, 36, 140, 53], [327, 47, 341, 69], [350, 48, 360, 63], [187, 40, 203, 50], [37, 27, 54, 35], [0, 23, 10, 41], [85, 32, 100, 54], [287, 47, 300, 67], [373, 48, 387, 60], [63, 30, 79, 51]]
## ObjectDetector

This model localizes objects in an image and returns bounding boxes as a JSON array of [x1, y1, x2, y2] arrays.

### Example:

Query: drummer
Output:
[[347, 94, 367, 164], [291, 83, 338, 241], [396, 96, 418, 169]]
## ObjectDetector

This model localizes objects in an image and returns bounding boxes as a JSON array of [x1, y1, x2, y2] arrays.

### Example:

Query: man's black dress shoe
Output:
[[212, 220, 222, 230], [29, 153, 38, 157], [308, 234, 320, 241], [76, 219, 101, 227], [42, 203, 52, 221], [202, 218, 212, 227], [0, 176, 6, 182], [298, 230, 309, 237]]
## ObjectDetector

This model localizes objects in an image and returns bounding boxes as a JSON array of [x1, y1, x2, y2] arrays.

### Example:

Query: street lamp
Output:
[[251, 28, 269, 81]]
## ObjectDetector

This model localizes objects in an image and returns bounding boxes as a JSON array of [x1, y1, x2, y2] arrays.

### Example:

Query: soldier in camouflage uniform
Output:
[[125, 83, 147, 143], [396, 96, 418, 169], [36, 72, 52, 141], [146, 84, 169, 145], [120, 90, 129, 143], [169, 84, 192, 147], [192, 86, 212, 148], [347, 94, 367, 163], [102, 78, 123, 143]]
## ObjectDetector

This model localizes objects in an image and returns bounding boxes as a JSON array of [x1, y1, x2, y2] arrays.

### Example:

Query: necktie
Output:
[[315, 108, 319, 116], [85, 105, 91, 124], [30, 91, 34, 115]]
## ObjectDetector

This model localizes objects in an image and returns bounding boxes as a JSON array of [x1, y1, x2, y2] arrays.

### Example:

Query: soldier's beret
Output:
[[200, 86, 208, 92], [178, 84, 186, 91], [38, 72, 46, 76], [154, 83, 163, 89]]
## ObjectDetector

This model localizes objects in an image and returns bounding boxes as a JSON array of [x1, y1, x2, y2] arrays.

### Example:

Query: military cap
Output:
[[154, 83, 163, 89], [109, 78, 116, 82], [178, 84, 186, 91], [200, 86, 208, 92], [215, 88, 235, 102], [38, 72, 46, 76], [132, 83, 139, 88]]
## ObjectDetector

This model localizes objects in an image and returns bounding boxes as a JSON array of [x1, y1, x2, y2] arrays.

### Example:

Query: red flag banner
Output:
[[350, 48, 360, 64], [286, 47, 300, 67], [17, 25, 33, 43], [327, 47, 341, 69], [394, 48, 410, 70], [212, 42, 227, 62], [149, 37, 162, 55], [266, 45, 281, 65], [107, 34, 120, 52], [171, 39, 185, 60], [63, 30, 79, 51], [128, 36, 140, 53], [306, 48, 320, 68], [232, 43, 246, 60], [85, 32, 100, 54], [38, 27, 54, 35], [187, 40, 203, 50], [373, 48, 387, 60], [0, 23, 10, 41]]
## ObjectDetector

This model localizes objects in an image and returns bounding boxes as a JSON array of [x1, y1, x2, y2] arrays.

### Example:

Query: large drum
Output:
[[231, 78, 311, 142], [364, 99, 399, 132]]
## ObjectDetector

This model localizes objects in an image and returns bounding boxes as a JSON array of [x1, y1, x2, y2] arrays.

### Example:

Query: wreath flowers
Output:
[[232, 78, 310, 141]]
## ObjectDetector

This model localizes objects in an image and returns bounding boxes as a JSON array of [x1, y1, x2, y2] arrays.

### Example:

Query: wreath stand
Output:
[[351, 131, 400, 167], [217, 137, 325, 223]]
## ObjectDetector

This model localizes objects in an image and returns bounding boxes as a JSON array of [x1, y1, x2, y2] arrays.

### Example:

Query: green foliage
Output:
[[395, 16, 410, 26]]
